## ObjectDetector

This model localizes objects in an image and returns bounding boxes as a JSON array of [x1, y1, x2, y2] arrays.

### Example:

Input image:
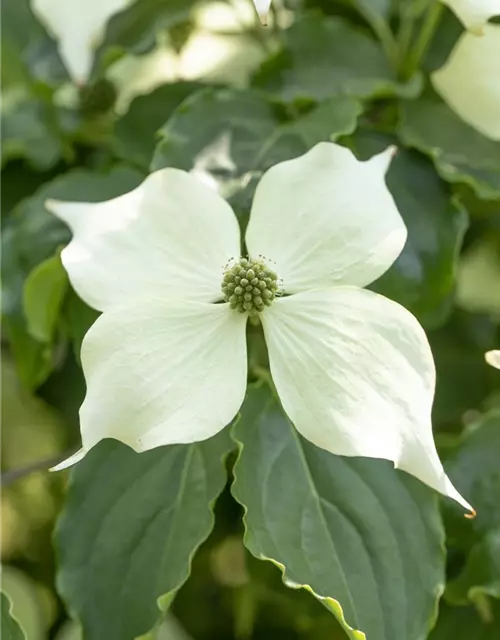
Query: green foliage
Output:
[[56, 432, 233, 640], [232, 384, 445, 640], [399, 95, 500, 200], [354, 131, 468, 326], [1, 593, 27, 640], [254, 14, 420, 101], [443, 412, 500, 605]]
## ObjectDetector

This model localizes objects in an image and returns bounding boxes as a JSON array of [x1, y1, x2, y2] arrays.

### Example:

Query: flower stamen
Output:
[[221, 257, 279, 315]]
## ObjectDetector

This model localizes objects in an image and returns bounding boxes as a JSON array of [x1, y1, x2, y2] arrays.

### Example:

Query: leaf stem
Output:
[[403, 1, 444, 79]]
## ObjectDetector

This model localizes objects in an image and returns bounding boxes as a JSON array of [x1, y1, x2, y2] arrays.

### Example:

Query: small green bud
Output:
[[240, 278, 249, 287]]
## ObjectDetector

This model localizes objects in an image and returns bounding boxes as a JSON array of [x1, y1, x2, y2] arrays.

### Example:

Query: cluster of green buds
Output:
[[221, 257, 279, 315]]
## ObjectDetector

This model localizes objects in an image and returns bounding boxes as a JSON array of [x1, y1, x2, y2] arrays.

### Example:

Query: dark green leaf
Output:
[[1, 592, 26, 640], [61, 290, 100, 365], [114, 82, 203, 168], [254, 15, 419, 102], [56, 431, 234, 640], [443, 411, 500, 604], [0, 161, 57, 215], [152, 88, 277, 175], [429, 602, 500, 639], [1, 0, 66, 86], [98, 0, 198, 64], [399, 96, 500, 200], [428, 311, 498, 430], [23, 251, 68, 343], [152, 87, 362, 219], [232, 384, 445, 640], [1, 91, 64, 169], [354, 131, 468, 327]]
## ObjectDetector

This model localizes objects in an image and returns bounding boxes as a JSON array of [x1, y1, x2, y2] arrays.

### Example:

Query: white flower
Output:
[[486, 350, 500, 369], [252, 0, 272, 25], [441, 0, 500, 34], [47, 142, 472, 513], [432, 24, 500, 140], [31, 0, 133, 84]]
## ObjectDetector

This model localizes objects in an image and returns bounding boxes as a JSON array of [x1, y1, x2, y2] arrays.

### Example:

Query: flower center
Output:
[[221, 257, 279, 315]]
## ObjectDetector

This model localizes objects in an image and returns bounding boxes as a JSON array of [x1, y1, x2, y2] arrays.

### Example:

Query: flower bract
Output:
[[486, 350, 500, 369], [432, 24, 500, 140], [441, 0, 500, 34], [31, 0, 133, 84], [252, 0, 272, 24], [47, 142, 472, 513]]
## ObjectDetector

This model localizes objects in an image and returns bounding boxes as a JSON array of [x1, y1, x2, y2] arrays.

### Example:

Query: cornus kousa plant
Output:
[[5, 1, 500, 639], [48, 142, 471, 514]]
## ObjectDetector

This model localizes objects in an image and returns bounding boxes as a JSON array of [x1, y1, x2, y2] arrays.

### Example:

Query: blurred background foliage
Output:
[[1, 0, 500, 638]]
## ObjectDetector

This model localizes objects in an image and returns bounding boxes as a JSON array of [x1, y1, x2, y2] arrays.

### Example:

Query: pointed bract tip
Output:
[[366, 145, 398, 176], [253, 1, 271, 26], [45, 198, 57, 210], [469, 24, 485, 37], [464, 508, 477, 520], [485, 350, 500, 370], [50, 448, 86, 472]]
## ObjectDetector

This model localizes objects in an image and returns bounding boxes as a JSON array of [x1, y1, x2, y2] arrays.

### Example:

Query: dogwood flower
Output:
[[441, 0, 500, 34], [486, 350, 500, 369], [47, 142, 471, 513], [31, 0, 133, 84], [432, 23, 500, 140]]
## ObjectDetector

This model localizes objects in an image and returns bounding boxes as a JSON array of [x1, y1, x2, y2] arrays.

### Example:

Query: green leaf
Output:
[[151, 88, 277, 175], [0, 568, 45, 640], [2, 354, 65, 471], [399, 96, 500, 200], [23, 251, 68, 343], [98, 0, 198, 64], [1, 89, 64, 170], [429, 602, 500, 639], [353, 131, 468, 327], [254, 14, 419, 102], [114, 82, 203, 168], [428, 310, 498, 430], [1, 0, 66, 86], [442, 411, 500, 604], [56, 431, 234, 640], [231, 384, 445, 640], [61, 290, 100, 365], [152, 87, 362, 218], [0, 591, 26, 640]]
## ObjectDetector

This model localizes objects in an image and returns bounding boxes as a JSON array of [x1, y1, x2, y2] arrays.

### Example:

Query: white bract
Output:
[[432, 23, 500, 140], [486, 350, 500, 369], [47, 142, 471, 513], [252, 0, 272, 24], [31, 0, 133, 84], [441, 0, 500, 33]]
